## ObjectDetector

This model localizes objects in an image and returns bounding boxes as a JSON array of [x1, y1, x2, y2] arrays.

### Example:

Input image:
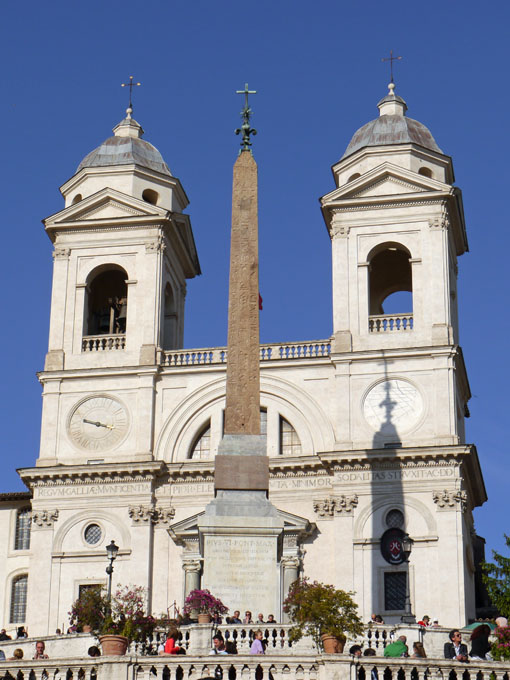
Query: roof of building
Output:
[[77, 109, 172, 176], [342, 84, 443, 159]]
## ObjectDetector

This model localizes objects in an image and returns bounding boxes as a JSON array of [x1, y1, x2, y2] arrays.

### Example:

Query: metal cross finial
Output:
[[121, 75, 141, 110], [381, 50, 402, 83], [235, 83, 257, 152]]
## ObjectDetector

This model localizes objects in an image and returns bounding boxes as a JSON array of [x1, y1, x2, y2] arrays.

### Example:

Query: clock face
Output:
[[67, 395, 129, 452]]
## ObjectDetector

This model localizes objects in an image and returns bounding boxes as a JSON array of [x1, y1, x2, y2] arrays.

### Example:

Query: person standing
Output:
[[250, 630, 265, 655]]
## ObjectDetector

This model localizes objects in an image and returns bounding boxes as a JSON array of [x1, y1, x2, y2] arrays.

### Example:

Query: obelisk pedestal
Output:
[[198, 101, 283, 614]]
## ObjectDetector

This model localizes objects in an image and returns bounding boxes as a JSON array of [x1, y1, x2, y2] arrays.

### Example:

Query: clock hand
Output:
[[83, 418, 115, 430]]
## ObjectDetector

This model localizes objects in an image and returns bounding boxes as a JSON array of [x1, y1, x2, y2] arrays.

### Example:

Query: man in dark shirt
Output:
[[444, 630, 468, 662]]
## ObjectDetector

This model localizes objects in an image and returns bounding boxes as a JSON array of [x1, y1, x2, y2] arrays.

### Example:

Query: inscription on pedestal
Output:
[[202, 534, 278, 614]]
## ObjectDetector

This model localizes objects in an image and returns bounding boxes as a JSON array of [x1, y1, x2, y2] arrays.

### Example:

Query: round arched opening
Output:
[[72, 194, 83, 204], [142, 188, 159, 205], [348, 172, 361, 183], [85, 266, 128, 335], [368, 243, 412, 315], [418, 166, 433, 178]]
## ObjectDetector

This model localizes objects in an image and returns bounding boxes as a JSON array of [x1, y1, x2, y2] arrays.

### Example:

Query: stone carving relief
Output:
[[432, 489, 467, 512], [313, 495, 358, 518], [145, 237, 166, 253], [32, 509, 59, 527], [182, 559, 202, 573], [128, 505, 175, 525], [52, 247, 70, 260], [429, 203, 451, 231]]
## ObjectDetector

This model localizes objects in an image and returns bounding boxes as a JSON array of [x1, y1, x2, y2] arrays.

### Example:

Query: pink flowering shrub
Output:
[[183, 589, 228, 616], [491, 625, 510, 661], [69, 584, 156, 643]]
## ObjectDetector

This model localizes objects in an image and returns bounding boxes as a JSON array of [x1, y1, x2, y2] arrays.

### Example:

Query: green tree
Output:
[[482, 534, 510, 618]]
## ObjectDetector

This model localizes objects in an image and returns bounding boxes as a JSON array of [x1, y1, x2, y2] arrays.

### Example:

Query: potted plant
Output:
[[283, 578, 364, 653], [68, 586, 107, 633], [69, 584, 156, 655], [183, 588, 228, 623]]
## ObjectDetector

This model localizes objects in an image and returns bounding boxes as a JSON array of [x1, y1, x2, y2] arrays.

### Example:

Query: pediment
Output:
[[168, 508, 315, 547], [44, 187, 167, 227], [351, 175, 424, 197], [321, 162, 449, 205]]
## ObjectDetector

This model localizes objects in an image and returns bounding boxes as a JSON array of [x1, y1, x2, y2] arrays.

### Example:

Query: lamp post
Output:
[[105, 540, 119, 604], [400, 533, 416, 624]]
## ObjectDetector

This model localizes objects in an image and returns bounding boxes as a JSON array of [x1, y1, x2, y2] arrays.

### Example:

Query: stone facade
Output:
[[0, 89, 487, 637]]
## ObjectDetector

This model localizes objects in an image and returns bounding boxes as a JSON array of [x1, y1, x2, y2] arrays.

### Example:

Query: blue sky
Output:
[[0, 0, 508, 561]]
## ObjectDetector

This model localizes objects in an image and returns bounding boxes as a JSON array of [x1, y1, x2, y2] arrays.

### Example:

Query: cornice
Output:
[[18, 461, 165, 487]]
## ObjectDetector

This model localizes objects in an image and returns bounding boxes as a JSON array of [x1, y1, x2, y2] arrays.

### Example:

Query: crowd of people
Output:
[[349, 617, 508, 662]]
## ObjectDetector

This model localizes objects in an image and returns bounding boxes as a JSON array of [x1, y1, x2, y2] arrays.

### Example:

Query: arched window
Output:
[[190, 422, 211, 460], [10, 575, 28, 623], [14, 508, 31, 550], [369, 243, 412, 315], [418, 166, 433, 178], [280, 417, 301, 456], [85, 266, 128, 336], [163, 283, 178, 350], [142, 188, 159, 205], [348, 172, 361, 183]]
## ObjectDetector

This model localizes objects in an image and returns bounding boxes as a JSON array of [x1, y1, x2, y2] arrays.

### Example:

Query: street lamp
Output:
[[105, 540, 119, 603], [400, 533, 416, 624]]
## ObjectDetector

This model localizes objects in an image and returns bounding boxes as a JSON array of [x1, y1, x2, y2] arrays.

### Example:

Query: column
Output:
[[281, 556, 300, 622], [182, 559, 202, 599]]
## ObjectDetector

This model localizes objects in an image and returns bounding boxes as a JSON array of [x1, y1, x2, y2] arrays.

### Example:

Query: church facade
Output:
[[0, 86, 486, 636]]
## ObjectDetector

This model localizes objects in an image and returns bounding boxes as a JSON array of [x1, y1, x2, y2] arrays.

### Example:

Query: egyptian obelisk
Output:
[[198, 85, 283, 616]]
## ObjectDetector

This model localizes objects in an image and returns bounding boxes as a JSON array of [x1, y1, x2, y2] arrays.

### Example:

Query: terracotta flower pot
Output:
[[198, 613, 212, 624], [321, 634, 345, 654], [99, 634, 129, 655]]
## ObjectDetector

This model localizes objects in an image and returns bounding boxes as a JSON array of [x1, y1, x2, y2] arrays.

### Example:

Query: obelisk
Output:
[[198, 84, 283, 616]]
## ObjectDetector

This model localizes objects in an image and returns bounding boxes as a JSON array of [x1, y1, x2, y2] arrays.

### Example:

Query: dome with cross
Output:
[[341, 84, 442, 160]]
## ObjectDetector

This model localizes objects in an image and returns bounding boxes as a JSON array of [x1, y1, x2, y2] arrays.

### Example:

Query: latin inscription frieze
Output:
[[34, 481, 151, 498]]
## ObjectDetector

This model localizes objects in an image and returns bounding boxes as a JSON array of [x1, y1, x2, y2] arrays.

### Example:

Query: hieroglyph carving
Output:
[[432, 489, 467, 512], [128, 505, 175, 524], [313, 495, 358, 518], [224, 151, 261, 435], [32, 509, 59, 527]]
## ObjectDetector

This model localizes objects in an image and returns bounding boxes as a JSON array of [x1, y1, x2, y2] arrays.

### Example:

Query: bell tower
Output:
[[38, 107, 200, 466], [321, 83, 470, 450]]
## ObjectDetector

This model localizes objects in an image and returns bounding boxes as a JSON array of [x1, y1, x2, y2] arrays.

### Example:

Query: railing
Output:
[[82, 334, 126, 351], [0, 655, 508, 680], [369, 314, 413, 333], [215, 625, 315, 653], [161, 341, 331, 367]]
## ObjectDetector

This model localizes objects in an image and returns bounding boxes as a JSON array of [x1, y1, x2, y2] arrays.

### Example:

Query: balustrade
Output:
[[368, 314, 413, 332], [1, 655, 507, 680], [82, 334, 126, 351], [162, 341, 331, 367]]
